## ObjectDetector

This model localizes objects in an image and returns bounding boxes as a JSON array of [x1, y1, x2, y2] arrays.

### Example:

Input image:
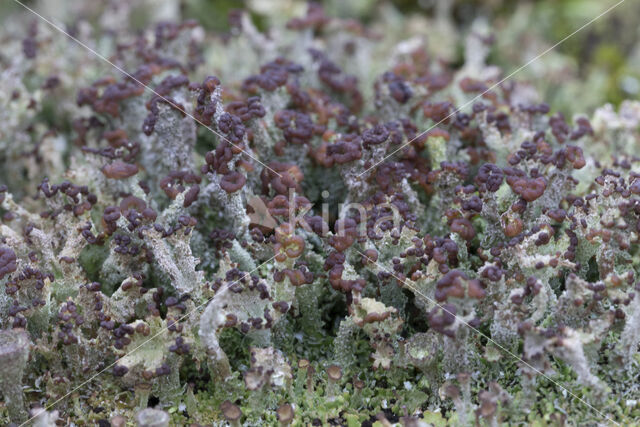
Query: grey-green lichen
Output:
[[1, 0, 640, 425]]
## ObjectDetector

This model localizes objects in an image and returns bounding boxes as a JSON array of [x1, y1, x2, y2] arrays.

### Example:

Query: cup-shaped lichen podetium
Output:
[[326, 364, 343, 397], [0, 329, 31, 422]]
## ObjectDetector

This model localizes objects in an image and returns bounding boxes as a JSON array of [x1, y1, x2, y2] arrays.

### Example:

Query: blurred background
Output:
[[1, 0, 639, 117]]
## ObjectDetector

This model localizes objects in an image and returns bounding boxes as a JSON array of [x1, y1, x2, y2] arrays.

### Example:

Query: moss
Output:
[[218, 328, 252, 373], [78, 244, 109, 285]]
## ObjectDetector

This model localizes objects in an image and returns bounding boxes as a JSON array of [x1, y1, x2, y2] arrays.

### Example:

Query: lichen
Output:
[[1, 0, 640, 425]]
